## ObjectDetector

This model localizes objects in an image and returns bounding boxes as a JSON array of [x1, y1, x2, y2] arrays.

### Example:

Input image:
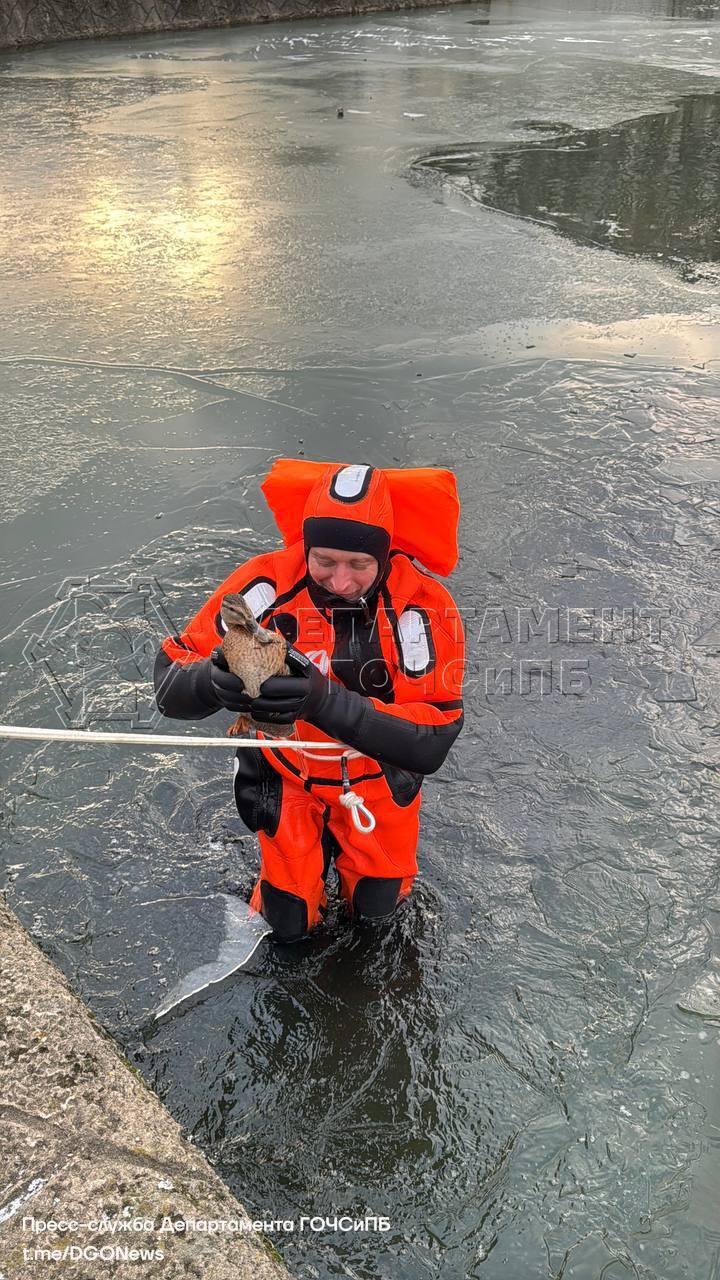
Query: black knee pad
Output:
[[260, 880, 308, 942], [352, 876, 402, 921]]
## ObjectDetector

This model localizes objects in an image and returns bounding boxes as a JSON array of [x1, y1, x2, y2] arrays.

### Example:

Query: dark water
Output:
[[412, 90, 720, 280], [2, 2, 720, 1278]]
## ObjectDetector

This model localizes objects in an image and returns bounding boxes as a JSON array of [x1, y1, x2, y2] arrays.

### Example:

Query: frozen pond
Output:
[[2, 1, 720, 1276]]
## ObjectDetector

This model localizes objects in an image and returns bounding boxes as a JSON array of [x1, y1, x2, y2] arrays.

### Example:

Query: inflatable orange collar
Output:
[[261, 460, 460, 577]]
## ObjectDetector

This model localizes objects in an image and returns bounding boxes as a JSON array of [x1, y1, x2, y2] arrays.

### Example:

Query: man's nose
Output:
[[330, 566, 353, 593]]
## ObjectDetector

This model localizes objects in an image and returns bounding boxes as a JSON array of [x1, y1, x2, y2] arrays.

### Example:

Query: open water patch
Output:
[[411, 90, 720, 282]]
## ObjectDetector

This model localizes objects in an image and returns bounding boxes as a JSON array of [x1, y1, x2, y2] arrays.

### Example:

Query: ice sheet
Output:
[[151, 894, 272, 1024]]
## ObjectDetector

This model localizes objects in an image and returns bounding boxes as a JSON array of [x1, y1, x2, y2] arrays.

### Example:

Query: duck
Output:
[[219, 593, 293, 739]]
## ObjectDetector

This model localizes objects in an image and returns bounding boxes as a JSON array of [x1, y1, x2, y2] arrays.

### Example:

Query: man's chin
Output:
[[307, 573, 371, 607], [313, 585, 362, 605]]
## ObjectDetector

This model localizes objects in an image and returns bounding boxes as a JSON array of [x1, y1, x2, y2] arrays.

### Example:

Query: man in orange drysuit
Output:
[[154, 460, 464, 941]]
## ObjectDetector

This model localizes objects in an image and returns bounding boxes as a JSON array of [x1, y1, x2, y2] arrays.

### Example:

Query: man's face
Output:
[[307, 547, 379, 601]]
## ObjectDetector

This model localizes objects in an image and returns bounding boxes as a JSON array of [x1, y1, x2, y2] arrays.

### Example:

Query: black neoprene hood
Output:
[[303, 516, 391, 569]]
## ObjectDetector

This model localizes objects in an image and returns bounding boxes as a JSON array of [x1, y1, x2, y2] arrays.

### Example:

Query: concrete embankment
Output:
[[0, 897, 292, 1280], [0, 0, 468, 50]]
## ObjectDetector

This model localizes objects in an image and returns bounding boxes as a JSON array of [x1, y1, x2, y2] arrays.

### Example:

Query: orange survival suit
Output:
[[154, 460, 465, 940]]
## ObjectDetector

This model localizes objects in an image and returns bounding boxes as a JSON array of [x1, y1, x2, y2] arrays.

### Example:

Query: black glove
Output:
[[208, 648, 252, 713], [154, 645, 253, 721], [154, 647, 222, 721], [244, 647, 326, 725]]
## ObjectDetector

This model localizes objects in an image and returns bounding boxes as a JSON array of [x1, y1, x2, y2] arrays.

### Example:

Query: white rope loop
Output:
[[338, 788, 377, 834]]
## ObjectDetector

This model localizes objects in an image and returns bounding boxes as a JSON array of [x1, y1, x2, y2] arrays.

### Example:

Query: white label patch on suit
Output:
[[244, 580, 276, 618], [397, 609, 430, 673], [307, 649, 330, 675], [333, 464, 370, 498]]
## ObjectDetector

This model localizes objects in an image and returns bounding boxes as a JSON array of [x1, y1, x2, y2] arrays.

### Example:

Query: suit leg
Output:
[[328, 790, 421, 922], [247, 778, 328, 941]]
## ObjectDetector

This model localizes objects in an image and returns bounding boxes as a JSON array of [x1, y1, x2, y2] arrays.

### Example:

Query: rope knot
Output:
[[338, 788, 376, 834]]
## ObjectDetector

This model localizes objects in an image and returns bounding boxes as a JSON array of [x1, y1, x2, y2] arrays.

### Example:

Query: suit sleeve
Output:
[[153, 552, 278, 721], [308, 590, 465, 774]]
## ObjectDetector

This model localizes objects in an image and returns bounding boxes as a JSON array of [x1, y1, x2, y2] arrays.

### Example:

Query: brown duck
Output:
[[219, 592, 294, 739]]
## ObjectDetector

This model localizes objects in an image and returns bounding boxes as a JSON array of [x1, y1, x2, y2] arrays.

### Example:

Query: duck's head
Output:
[[220, 593, 274, 645]]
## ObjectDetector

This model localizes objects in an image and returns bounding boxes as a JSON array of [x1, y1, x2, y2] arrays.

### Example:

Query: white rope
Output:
[[294, 745, 362, 761], [0, 724, 342, 750], [0, 724, 379, 836]]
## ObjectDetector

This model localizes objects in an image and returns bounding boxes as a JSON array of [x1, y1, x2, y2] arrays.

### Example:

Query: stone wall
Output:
[[0, 0, 466, 50], [0, 897, 292, 1280]]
